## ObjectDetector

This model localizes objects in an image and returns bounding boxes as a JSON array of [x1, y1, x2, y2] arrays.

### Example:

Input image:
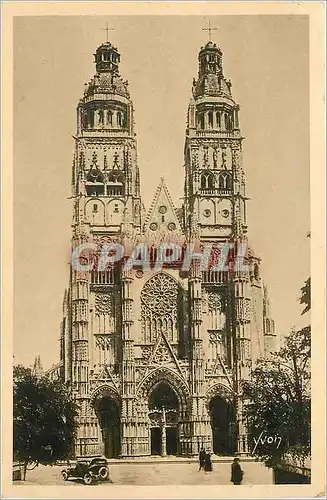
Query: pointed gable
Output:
[[136, 332, 186, 391], [97, 363, 118, 390], [143, 178, 183, 239]]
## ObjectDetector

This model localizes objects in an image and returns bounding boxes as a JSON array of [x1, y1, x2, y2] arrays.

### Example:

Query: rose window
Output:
[[141, 273, 178, 316]]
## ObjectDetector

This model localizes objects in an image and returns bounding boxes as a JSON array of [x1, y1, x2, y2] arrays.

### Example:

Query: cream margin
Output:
[[1, 1, 325, 498]]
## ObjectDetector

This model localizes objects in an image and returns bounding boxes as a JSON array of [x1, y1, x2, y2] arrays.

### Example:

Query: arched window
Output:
[[208, 111, 213, 128], [107, 110, 113, 126], [141, 273, 181, 343], [207, 172, 215, 189], [117, 111, 122, 127], [218, 172, 232, 190], [219, 173, 225, 189], [216, 111, 221, 128], [87, 168, 104, 184], [200, 173, 207, 190], [108, 171, 125, 184], [107, 171, 125, 196], [86, 168, 104, 196], [224, 112, 229, 130], [83, 111, 89, 129], [199, 113, 205, 130], [98, 109, 104, 125], [200, 171, 215, 190], [89, 110, 94, 128], [225, 113, 233, 131]]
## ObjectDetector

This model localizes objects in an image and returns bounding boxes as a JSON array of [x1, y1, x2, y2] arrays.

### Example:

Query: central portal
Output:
[[149, 382, 179, 456]]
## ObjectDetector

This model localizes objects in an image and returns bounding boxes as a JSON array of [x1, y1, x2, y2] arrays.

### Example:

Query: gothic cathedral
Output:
[[56, 39, 278, 458]]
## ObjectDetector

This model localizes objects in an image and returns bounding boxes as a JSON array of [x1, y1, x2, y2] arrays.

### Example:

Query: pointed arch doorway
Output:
[[96, 397, 121, 458], [148, 382, 179, 456], [209, 395, 237, 455]]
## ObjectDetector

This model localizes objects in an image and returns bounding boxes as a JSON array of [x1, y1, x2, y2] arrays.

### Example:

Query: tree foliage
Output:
[[300, 277, 311, 315], [13, 365, 78, 479], [243, 326, 311, 467], [244, 278, 311, 467]]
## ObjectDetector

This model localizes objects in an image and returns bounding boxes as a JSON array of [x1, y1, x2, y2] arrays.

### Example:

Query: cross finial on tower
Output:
[[202, 20, 218, 42], [101, 23, 115, 43]]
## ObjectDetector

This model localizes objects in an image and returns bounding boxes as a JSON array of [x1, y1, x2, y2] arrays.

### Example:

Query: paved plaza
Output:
[[15, 460, 273, 486]]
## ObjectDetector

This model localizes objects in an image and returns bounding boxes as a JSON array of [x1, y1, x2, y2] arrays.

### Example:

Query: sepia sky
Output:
[[14, 15, 310, 370]]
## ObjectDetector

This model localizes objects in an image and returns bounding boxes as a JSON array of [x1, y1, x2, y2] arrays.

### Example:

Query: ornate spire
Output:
[[32, 355, 43, 378]]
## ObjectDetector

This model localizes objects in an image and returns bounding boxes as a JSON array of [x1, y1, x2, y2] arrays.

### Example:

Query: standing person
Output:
[[230, 457, 244, 485], [198, 447, 206, 471], [204, 452, 213, 472]]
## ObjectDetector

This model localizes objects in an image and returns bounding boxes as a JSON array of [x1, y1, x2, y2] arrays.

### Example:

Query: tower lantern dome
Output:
[[94, 42, 121, 74], [198, 41, 223, 77]]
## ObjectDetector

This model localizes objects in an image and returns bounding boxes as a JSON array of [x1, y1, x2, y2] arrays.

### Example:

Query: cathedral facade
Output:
[[55, 39, 278, 458]]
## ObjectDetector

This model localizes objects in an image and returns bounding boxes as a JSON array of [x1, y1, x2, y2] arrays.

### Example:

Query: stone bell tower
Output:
[[183, 40, 275, 455], [65, 40, 142, 457], [184, 40, 244, 242], [74, 41, 142, 237]]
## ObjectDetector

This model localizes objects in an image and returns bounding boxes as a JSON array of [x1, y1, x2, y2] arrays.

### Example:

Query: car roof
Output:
[[76, 455, 107, 463]]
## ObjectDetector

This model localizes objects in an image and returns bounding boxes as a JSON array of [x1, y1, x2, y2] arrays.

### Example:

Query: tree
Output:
[[243, 278, 311, 468], [300, 277, 311, 315], [13, 365, 78, 480]]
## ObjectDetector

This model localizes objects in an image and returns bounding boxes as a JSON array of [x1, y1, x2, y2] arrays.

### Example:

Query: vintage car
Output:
[[61, 455, 109, 484]]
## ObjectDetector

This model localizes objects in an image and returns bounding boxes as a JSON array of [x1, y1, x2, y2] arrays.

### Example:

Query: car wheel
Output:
[[99, 466, 108, 480], [61, 471, 68, 481], [84, 473, 93, 485]]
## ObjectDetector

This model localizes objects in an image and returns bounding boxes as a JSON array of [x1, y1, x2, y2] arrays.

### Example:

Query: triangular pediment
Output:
[[210, 354, 234, 389], [143, 178, 184, 240], [97, 364, 118, 390], [145, 332, 184, 377]]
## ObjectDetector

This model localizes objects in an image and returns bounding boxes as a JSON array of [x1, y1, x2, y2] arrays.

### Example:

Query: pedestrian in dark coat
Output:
[[204, 452, 213, 472], [230, 457, 244, 485], [198, 447, 206, 471]]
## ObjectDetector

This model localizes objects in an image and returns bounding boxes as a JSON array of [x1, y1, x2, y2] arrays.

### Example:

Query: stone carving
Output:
[[141, 274, 178, 316], [133, 395, 147, 415], [213, 148, 218, 168], [141, 346, 152, 360], [203, 147, 209, 167], [90, 383, 120, 406], [95, 293, 112, 315], [95, 335, 111, 349], [243, 299, 251, 320], [137, 367, 190, 411], [191, 150, 198, 169], [221, 149, 227, 169], [206, 382, 235, 404], [166, 411, 178, 425], [153, 343, 171, 364], [149, 413, 161, 426], [209, 331, 224, 343], [207, 292, 222, 311]]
